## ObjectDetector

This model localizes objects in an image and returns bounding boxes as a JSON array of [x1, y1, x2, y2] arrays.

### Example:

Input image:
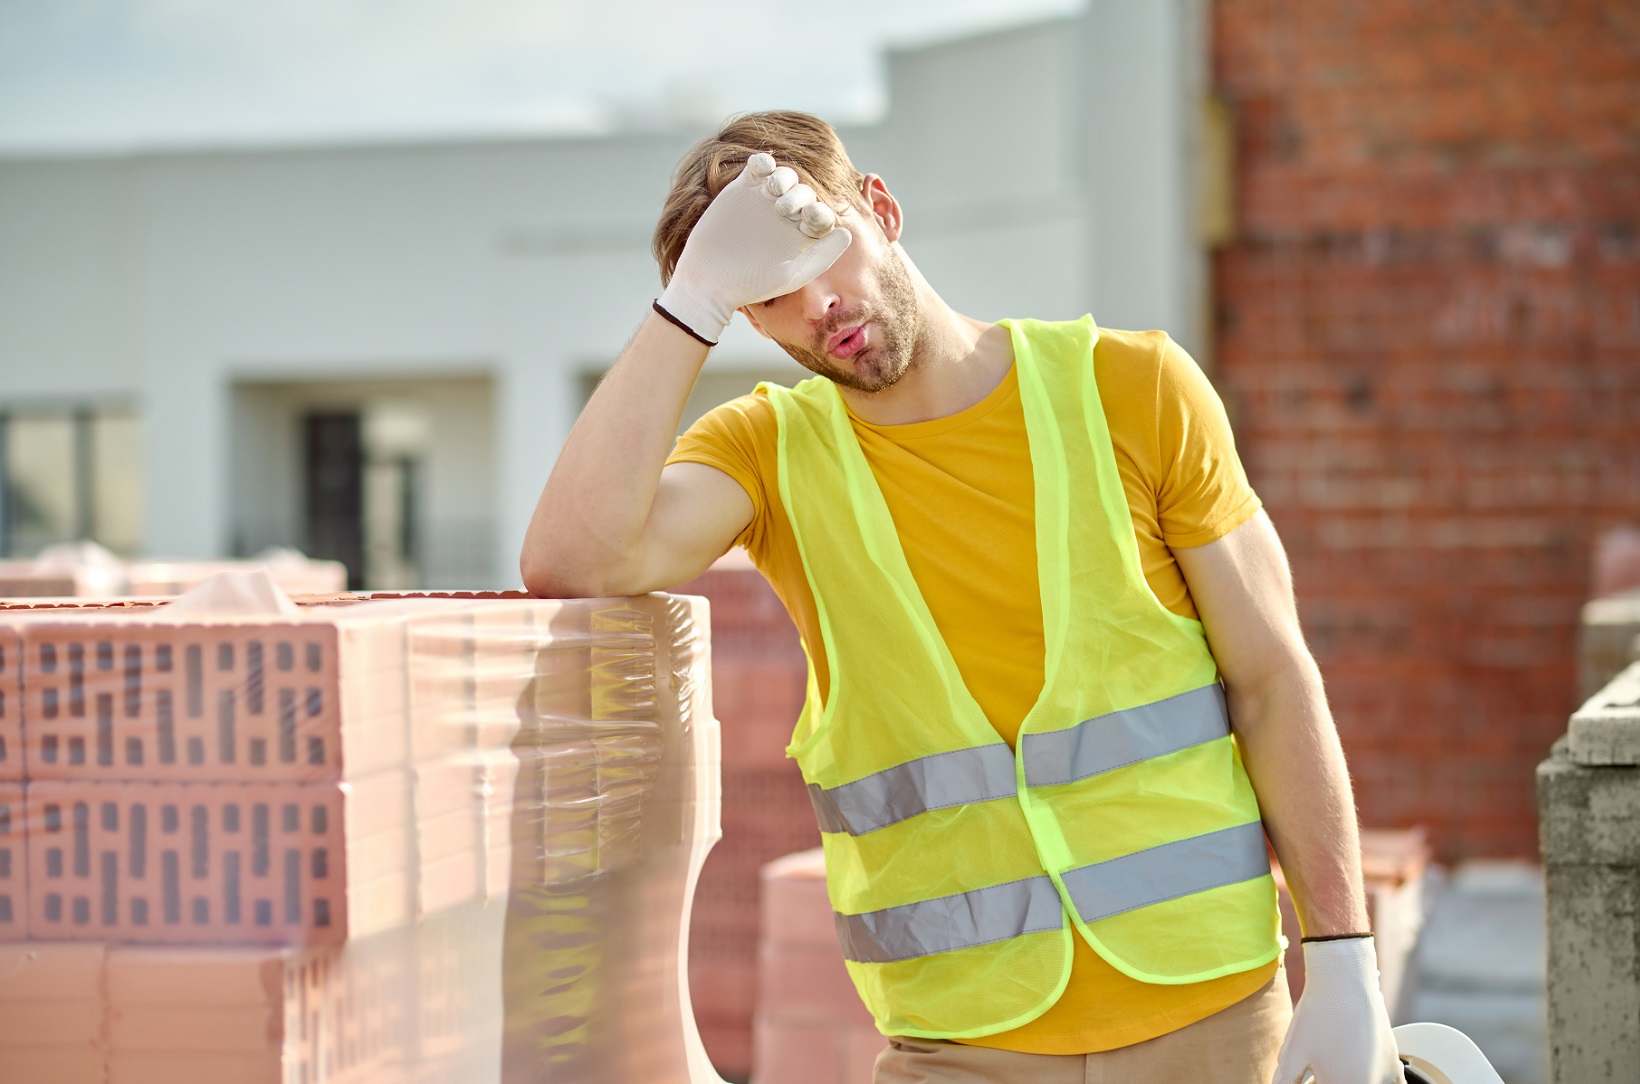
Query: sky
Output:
[[0, 0, 1082, 152]]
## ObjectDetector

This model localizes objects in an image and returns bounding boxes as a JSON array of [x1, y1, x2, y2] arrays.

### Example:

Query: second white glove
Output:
[[1273, 937, 1406, 1084], [658, 153, 852, 344]]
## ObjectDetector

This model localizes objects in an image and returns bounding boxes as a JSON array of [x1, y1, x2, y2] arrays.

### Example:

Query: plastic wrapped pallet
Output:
[[0, 573, 725, 1084], [125, 549, 348, 598], [0, 541, 346, 600]]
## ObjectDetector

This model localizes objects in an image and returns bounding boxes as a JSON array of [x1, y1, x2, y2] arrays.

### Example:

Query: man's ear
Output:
[[738, 306, 773, 339], [860, 174, 903, 244]]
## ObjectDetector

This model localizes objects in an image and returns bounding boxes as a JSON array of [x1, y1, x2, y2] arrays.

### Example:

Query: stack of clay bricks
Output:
[[753, 829, 1434, 1084], [752, 850, 883, 1084], [0, 550, 346, 599], [0, 581, 725, 1084], [122, 557, 347, 598]]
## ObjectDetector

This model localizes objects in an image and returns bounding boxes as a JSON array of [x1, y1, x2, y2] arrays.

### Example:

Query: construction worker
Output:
[[522, 112, 1404, 1084]]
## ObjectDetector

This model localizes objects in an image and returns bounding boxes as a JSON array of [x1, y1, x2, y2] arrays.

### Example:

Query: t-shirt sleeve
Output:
[[1153, 337, 1262, 548], [665, 392, 774, 555]]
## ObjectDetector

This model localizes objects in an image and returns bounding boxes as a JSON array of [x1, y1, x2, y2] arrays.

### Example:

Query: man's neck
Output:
[[838, 290, 1015, 427]]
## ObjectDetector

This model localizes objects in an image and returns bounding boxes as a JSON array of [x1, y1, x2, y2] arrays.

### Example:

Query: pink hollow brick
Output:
[[22, 776, 413, 946], [22, 622, 346, 783], [0, 782, 24, 940], [0, 626, 19, 782], [9, 596, 492, 785]]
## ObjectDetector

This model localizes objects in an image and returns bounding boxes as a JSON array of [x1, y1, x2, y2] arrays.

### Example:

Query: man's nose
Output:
[[797, 278, 841, 324]]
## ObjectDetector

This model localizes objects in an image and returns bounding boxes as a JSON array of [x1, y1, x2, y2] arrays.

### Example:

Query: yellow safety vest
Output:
[[762, 315, 1281, 1039]]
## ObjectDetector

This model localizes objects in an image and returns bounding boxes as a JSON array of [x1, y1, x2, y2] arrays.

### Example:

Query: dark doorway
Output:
[[302, 412, 364, 589]]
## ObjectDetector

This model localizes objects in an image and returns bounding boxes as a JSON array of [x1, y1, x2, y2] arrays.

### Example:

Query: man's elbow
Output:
[[519, 545, 637, 600], [520, 558, 572, 599]]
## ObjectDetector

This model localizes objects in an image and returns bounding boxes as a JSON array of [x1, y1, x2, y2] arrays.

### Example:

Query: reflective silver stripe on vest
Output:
[[1021, 684, 1231, 788], [1061, 821, 1270, 924], [807, 743, 1018, 836], [834, 875, 1065, 964]]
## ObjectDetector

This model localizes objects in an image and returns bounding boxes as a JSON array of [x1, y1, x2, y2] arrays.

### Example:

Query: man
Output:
[[522, 111, 1403, 1084]]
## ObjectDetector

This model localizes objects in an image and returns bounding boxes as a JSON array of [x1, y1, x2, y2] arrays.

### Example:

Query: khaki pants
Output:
[[873, 964, 1292, 1084]]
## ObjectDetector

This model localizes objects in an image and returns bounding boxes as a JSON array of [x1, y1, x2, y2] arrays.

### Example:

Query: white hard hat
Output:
[[1393, 1023, 1507, 1084]]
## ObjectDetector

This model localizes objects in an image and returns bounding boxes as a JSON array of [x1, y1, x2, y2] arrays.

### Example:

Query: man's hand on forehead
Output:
[[655, 152, 852, 346], [743, 153, 839, 239]]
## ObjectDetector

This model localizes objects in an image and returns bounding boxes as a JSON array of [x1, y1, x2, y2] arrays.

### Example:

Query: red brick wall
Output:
[[1212, 2, 1640, 858], [680, 567, 815, 1081]]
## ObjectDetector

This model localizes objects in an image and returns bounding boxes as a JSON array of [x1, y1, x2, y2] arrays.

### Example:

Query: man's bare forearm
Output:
[[1228, 659, 1371, 939], [521, 311, 708, 596]]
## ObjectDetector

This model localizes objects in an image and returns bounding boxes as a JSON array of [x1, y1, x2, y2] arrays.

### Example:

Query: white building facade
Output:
[[0, 2, 1217, 589]]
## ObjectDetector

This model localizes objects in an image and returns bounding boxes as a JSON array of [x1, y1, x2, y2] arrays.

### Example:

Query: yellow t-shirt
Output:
[[668, 325, 1276, 1054]]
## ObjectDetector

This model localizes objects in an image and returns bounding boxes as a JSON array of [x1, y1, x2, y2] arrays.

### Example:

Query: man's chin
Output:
[[835, 367, 906, 395], [781, 334, 908, 393]]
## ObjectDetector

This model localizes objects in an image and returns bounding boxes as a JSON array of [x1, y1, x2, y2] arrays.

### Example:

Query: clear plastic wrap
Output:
[[0, 543, 347, 599], [0, 574, 724, 1083]]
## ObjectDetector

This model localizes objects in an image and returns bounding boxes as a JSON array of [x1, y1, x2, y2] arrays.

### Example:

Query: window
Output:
[[0, 406, 143, 557]]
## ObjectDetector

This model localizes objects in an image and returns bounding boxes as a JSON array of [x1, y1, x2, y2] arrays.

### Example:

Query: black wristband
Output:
[[652, 300, 716, 347], [1300, 932, 1374, 943]]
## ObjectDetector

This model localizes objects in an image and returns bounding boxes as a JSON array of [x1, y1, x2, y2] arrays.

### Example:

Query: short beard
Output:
[[775, 251, 922, 394]]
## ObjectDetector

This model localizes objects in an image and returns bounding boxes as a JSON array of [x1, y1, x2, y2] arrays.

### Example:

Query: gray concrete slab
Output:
[[1408, 861, 1548, 1084]]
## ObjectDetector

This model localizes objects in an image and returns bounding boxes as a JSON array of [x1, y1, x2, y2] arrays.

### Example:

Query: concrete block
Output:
[[1569, 661, 1640, 765], [1536, 750, 1640, 867], [1539, 659, 1640, 1084], [1541, 863, 1640, 1082]]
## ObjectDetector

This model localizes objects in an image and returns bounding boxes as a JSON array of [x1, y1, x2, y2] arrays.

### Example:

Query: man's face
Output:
[[741, 181, 921, 394]]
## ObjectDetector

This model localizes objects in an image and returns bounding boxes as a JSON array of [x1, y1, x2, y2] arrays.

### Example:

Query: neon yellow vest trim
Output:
[[763, 316, 1280, 1039]]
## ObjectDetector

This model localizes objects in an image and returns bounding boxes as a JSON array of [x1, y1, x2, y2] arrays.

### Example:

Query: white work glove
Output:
[[1273, 937, 1406, 1084], [657, 152, 852, 344]]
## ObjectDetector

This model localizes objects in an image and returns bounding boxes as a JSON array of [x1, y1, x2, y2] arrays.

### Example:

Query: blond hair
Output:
[[652, 111, 866, 287]]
